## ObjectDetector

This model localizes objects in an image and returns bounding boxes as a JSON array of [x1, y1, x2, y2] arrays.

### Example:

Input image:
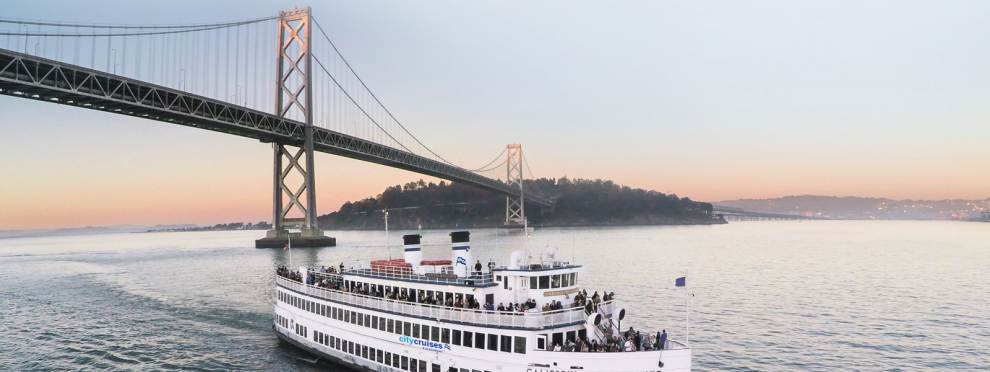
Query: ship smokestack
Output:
[[450, 231, 472, 277], [403, 234, 422, 267]]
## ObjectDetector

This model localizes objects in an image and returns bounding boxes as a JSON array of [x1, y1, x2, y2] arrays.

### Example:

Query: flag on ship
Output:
[[675, 276, 686, 287]]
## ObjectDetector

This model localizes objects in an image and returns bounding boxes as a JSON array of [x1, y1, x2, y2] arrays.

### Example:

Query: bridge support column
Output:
[[504, 144, 527, 227], [257, 7, 334, 248]]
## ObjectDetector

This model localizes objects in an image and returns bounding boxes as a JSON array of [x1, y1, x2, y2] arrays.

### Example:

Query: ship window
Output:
[[441, 328, 450, 343], [392, 353, 400, 367], [431, 326, 440, 342], [551, 275, 561, 288], [351, 311, 358, 324], [539, 276, 549, 289], [562, 273, 570, 287], [364, 345, 369, 359], [403, 322, 411, 336], [421, 324, 429, 339], [365, 314, 371, 327], [515, 336, 526, 354], [387, 319, 394, 333], [410, 359, 419, 372], [570, 273, 577, 285], [372, 316, 379, 329], [566, 331, 576, 342], [401, 356, 409, 370], [412, 323, 421, 338], [487, 334, 498, 351], [452, 330, 461, 345], [385, 352, 392, 364], [330, 336, 335, 347], [357, 313, 364, 326], [474, 332, 485, 349], [530, 277, 537, 289], [536, 335, 545, 350], [578, 329, 586, 342], [500, 335, 511, 352], [503, 276, 509, 289], [463, 331, 473, 347], [552, 333, 563, 348], [377, 349, 383, 363], [496, 275, 502, 282], [420, 361, 427, 372], [379, 318, 386, 332], [369, 347, 375, 359]]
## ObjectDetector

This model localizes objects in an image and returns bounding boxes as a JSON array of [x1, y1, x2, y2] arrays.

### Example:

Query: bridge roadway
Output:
[[713, 206, 823, 220], [0, 48, 552, 207]]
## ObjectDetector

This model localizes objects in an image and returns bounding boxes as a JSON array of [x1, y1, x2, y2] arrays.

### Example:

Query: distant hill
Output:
[[317, 178, 722, 230], [717, 195, 990, 220]]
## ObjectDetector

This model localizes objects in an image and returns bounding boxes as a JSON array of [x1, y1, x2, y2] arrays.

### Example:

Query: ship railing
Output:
[[276, 276, 614, 329]]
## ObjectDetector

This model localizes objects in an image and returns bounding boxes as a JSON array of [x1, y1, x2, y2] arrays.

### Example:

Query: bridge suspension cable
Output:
[[312, 54, 417, 154], [468, 148, 508, 173], [311, 16, 461, 167], [0, 17, 276, 36], [0, 16, 277, 29]]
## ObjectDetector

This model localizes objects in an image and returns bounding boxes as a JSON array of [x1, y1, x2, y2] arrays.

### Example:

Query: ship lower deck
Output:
[[274, 287, 692, 372]]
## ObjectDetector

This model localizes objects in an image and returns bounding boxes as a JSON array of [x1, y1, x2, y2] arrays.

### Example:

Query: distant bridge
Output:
[[712, 206, 824, 221]]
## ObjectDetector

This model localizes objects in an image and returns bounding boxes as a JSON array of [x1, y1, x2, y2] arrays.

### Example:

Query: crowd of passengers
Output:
[[276, 266, 617, 316], [551, 328, 671, 353]]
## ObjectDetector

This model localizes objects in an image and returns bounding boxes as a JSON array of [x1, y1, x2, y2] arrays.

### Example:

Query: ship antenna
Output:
[[384, 209, 391, 260]]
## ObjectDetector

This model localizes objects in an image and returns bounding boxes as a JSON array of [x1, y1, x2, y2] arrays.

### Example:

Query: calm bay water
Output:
[[0, 221, 987, 371]]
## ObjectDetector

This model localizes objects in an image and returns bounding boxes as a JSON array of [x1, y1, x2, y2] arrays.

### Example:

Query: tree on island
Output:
[[317, 178, 719, 230]]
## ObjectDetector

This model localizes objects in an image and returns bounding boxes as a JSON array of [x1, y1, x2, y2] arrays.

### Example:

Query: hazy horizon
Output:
[[2, 0, 988, 229]]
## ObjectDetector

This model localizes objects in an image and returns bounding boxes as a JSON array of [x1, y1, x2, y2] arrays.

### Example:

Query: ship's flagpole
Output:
[[675, 272, 689, 346], [287, 233, 292, 266], [686, 270, 690, 346]]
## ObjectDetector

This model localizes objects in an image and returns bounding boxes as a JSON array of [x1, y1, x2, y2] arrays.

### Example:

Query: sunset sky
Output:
[[2, 0, 988, 230]]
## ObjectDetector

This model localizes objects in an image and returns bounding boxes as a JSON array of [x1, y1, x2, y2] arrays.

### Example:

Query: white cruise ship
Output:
[[273, 231, 691, 371]]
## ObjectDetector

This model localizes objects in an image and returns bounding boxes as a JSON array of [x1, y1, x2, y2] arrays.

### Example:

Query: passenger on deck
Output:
[[474, 260, 482, 276], [657, 329, 667, 350]]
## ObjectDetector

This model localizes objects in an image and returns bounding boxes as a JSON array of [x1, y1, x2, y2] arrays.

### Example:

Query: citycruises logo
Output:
[[399, 336, 452, 352]]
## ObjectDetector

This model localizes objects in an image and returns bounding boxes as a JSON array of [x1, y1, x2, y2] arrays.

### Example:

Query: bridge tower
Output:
[[504, 144, 527, 227], [257, 8, 335, 248]]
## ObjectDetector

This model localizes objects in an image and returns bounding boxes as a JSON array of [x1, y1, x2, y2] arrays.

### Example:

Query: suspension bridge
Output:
[[0, 8, 550, 247]]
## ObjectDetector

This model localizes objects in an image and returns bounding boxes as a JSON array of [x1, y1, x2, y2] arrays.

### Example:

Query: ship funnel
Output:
[[450, 231, 472, 277], [403, 234, 422, 267]]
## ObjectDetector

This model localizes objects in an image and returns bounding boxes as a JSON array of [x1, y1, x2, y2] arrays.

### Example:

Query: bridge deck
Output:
[[0, 48, 551, 206]]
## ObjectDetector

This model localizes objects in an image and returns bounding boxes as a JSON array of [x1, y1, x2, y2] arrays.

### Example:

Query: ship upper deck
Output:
[[275, 269, 616, 330]]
